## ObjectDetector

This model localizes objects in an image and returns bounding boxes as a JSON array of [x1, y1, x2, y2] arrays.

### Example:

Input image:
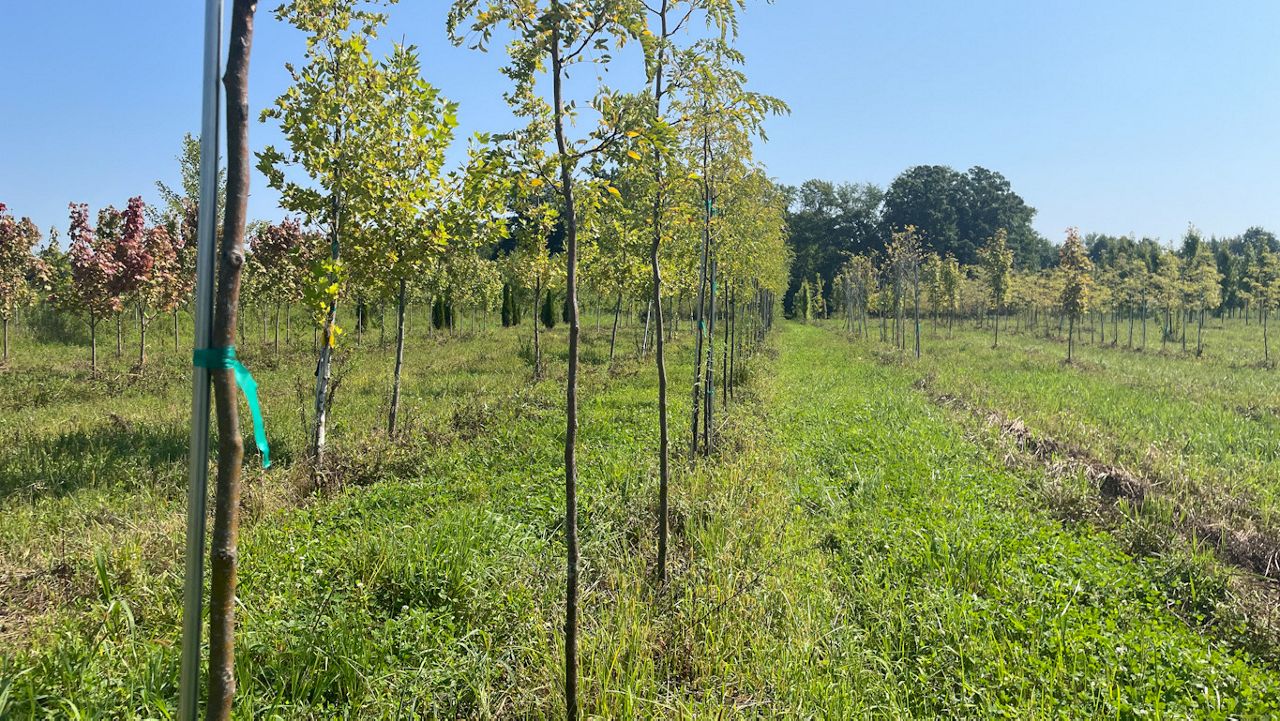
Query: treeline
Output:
[[809, 221, 1280, 365], [784, 165, 1053, 315]]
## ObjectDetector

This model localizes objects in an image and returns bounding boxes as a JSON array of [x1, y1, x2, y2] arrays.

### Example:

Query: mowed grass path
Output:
[[3, 320, 1279, 717], [757, 323, 1279, 717], [889, 321, 1280, 544]]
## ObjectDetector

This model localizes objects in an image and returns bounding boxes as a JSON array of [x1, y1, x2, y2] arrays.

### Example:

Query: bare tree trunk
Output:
[[90, 315, 97, 371], [721, 288, 730, 404], [690, 128, 712, 459], [533, 278, 543, 379], [641, 299, 652, 358], [116, 313, 123, 358], [704, 259, 716, 455], [1068, 314, 1075, 363], [175, 309, 181, 351], [648, 0, 672, 586], [550, 24, 580, 719], [139, 307, 147, 367], [388, 278, 407, 437], [206, 4, 257, 718], [609, 290, 621, 363], [312, 149, 341, 466], [2, 317, 8, 364], [273, 304, 280, 358]]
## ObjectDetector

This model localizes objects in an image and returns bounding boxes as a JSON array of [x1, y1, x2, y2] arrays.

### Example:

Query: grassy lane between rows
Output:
[[754, 322, 1280, 717], [4, 320, 1279, 717]]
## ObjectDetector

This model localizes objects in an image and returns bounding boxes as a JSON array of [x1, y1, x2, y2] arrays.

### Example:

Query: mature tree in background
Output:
[[881, 165, 1046, 268], [0, 204, 41, 364], [1059, 227, 1093, 363], [784, 180, 883, 313]]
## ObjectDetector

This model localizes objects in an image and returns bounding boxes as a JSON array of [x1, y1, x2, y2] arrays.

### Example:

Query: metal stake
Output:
[[179, 1, 224, 717]]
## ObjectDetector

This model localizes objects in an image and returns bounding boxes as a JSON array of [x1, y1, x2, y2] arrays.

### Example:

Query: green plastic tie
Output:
[[193, 347, 271, 469]]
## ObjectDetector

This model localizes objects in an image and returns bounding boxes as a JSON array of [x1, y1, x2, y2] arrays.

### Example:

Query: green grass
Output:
[[3, 313, 1279, 717], [876, 316, 1280, 557]]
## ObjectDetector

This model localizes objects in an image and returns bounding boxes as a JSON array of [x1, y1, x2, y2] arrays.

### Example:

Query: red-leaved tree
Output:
[[67, 203, 122, 371]]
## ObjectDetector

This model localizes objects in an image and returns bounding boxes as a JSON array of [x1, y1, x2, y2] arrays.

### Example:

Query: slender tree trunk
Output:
[[206, 5, 256, 718], [704, 259, 717, 455], [641, 299, 652, 358], [533, 278, 542, 379], [1264, 307, 1270, 364], [721, 288, 730, 405], [89, 315, 97, 372], [174, 309, 181, 352], [1068, 314, 1075, 363], [139, 308, 147, 367], [116, 313, 123, 358], [913, 268, 921, 358], [690, 129, 712, 459], [1197, 308, 1205, 357], [609, 291, 621, 363], [2, 317, 8, 364], [550, 26, 580, 720], [388, 278, 407, 437], [648, 0, 672, 585], [312, 125, 342, 467], [273, 304, 280, 358]]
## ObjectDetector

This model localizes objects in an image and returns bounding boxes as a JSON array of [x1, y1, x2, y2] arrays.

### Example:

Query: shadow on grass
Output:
[[0, 419, 190, 500]]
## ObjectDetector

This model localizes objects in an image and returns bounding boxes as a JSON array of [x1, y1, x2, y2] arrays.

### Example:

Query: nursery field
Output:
[[3, 318, 1280, 718]]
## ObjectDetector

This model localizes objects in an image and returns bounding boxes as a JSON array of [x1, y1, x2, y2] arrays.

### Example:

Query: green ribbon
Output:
[[193, 347, 271, 469]]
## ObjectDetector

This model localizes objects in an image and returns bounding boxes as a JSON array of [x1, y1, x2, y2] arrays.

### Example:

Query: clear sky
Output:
[[3, 1, 1278, 246]]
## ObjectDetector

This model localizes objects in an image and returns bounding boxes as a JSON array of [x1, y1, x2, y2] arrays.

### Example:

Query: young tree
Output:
[[1252, 248, 1280, 363], [978, 227, 1013, 348], [344, 42, 463, 437], [1059, 227, 1093, 363], [258, 0, 388, 466], [0, 204, 41, 364], [66, 204, 122, 371], [134, 222, 184, 365], [448, 3, 643, 714], [244, 219, 314, 355], [941, 253, 960, 336], [1185, 243, 1222, 357], [801, 278, 815, 320], [205, 3, 260, 718]]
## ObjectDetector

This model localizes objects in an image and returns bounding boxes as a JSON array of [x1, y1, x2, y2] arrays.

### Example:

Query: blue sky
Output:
[[3, 1, 1278, 246]]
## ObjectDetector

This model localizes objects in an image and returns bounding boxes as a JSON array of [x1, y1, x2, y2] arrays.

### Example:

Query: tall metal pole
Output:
[[179, 1, 224, 717]]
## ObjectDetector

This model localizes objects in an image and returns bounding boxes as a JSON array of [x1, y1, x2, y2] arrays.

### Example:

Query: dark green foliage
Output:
[[540, 290, 556, 329], [784, 166, 1051, 316], [880, 165, 1049, 269], [432, 297, 454, 331]]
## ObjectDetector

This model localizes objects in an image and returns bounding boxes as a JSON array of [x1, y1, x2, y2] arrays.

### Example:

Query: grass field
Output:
[[3, 314, 1280, 717]]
